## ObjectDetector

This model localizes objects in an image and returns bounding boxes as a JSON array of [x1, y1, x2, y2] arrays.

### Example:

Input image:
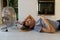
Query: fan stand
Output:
[[5, 27, 8, 32]]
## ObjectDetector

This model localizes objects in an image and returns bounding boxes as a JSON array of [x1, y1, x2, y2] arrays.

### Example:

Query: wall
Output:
[[55, 0, 60, 20], [0, 0, 2, 24], [18, 0, 60, 22]]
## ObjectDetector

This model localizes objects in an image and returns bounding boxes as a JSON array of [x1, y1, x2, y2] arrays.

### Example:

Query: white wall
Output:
[[55, 0, 60, 20], [18, 0, 60, 22]]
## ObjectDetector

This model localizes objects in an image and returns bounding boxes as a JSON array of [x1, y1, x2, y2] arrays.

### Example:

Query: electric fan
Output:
[[1, 0, 16, 32]]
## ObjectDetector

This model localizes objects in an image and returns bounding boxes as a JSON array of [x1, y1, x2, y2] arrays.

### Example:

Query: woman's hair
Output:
[[22, 15, 35, 29]]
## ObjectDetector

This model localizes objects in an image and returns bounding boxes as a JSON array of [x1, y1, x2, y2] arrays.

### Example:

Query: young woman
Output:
[[34, 15, 60, 33]]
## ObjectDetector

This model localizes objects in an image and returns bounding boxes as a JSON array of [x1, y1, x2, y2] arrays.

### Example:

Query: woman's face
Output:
[[25, 19, 31, 26]]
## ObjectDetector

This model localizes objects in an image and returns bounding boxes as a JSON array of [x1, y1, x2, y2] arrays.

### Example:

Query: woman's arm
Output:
[[40, 15, 56, 33], [29, 15, 35, 28]]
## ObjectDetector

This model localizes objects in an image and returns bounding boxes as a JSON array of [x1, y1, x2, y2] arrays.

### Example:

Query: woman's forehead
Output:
[[28, 18, 31, 20]]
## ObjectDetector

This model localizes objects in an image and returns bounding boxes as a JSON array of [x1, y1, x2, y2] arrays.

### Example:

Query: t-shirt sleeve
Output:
[[34, 18, 42, 32]]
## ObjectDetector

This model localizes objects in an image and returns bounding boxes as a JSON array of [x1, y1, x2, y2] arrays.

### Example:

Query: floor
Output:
[[0, 25, 60, 40]]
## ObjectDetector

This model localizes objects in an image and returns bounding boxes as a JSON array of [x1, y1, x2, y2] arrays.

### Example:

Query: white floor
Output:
[[0, 31, 60, 40], [0, 25, 60, 40]]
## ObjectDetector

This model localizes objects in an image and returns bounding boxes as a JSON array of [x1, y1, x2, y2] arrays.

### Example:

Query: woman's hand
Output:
[[40, 15, 46, 20]]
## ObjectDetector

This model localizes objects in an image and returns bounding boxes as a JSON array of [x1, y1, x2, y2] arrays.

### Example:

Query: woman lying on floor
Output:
[[34, 15, 60, 33], [20, 15, 60, 33]]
